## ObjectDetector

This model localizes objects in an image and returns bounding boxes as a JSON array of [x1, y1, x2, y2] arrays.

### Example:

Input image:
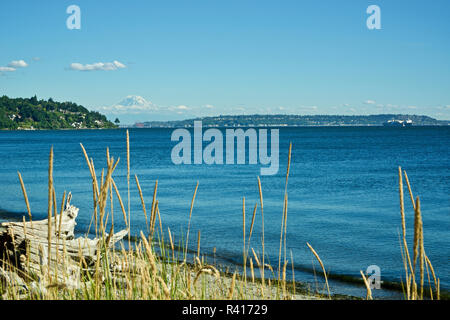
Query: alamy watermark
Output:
[[171, 121, 279, 176], [366, 265, 382, 289], [367, 5, 381, 30], [65, 4, 381, 31], [66, 5, 81, 30]]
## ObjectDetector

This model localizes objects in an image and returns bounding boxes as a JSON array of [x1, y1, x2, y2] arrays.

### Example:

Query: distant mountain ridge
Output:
[[0, 95, 117, 130], [134, 114, 449, 128]]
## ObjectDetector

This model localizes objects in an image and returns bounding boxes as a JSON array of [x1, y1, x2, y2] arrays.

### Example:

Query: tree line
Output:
[[0, 95, 117, 130]]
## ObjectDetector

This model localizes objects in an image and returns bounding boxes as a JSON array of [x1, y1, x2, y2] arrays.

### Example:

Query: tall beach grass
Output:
[[0, 131, 442, 300]]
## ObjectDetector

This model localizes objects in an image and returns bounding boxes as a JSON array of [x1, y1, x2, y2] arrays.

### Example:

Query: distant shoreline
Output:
[[2, 124, 450, 131], [129, 124, 450, 129], [130, 114, 450, 129]]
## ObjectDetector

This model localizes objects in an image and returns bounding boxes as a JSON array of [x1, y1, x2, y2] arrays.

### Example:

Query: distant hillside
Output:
[[0, 95, 117, 130], [134, 114, 449, 128]]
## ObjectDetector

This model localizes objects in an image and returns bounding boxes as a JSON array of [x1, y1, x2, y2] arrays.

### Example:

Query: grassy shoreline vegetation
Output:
[[0, 95, 117, 130], [0, 131, 443, 300]]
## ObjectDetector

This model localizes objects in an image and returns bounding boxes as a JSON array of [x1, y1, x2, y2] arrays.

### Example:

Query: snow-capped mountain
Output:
[[115, 95, 157, 110], [96, 95, 200, 124]]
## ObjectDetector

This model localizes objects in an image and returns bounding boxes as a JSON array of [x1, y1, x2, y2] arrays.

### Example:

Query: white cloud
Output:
[[8, 60, 28, 68], [0, 67, 16, 72], [112, 60, 126, 68], [205, 104, 214, 109], [298, 105, 318, 110], [70, 60, 126, 71], [364, 100, 376, 105], [101, 104, 156, 113], [0, 59, 29, 73], [165, 105, 190, 113]]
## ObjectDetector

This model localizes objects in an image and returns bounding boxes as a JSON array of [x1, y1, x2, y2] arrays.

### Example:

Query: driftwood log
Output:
[[0, 194, 127, 297]]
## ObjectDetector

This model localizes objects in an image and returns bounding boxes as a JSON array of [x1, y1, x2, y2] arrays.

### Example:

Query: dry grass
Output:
[[17, 172, 32, 225], [306, 242, 330, 299], [0, 133, 443, 301], [395, 167, 440, 300], [360, 270, 373, 300]]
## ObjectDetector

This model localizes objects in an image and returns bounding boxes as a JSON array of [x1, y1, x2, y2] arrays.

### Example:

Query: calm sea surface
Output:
[[0, 127, 448, 298]]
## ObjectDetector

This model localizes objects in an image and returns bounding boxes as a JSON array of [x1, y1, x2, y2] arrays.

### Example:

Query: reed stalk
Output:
[[278, 143, 291, 287], [415, 197, 425, 299], [197, 230, 201, 259], [112, 178, 128, 227], [184, 181, 199, 261], [150, 180, 158, 237], [306, 242, 330, 299], [47, 146, 53, 282], [126, 130, 131, 244], [360, 270, 373, 300], [17, 172, 32, 225], [403, 170, 416, 210], [242, 197, 246, 285], [247, 203, 257, 250], [135, 174, 149, 231], [257, 177, 265, 291], [398, 167, 415, 298]]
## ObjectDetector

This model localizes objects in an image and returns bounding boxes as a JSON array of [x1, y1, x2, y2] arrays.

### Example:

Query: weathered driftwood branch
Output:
[[0, 194, 128, 296]]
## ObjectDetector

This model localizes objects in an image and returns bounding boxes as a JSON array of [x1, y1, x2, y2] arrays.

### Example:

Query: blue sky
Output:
[[1, 0, 449, 123]]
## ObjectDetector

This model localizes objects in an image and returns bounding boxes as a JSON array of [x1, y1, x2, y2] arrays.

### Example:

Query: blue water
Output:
[[0, 127, 448, 298]]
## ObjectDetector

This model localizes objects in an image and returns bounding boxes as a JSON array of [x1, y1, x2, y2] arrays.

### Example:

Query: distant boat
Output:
[[383, 119, 413, 127]]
